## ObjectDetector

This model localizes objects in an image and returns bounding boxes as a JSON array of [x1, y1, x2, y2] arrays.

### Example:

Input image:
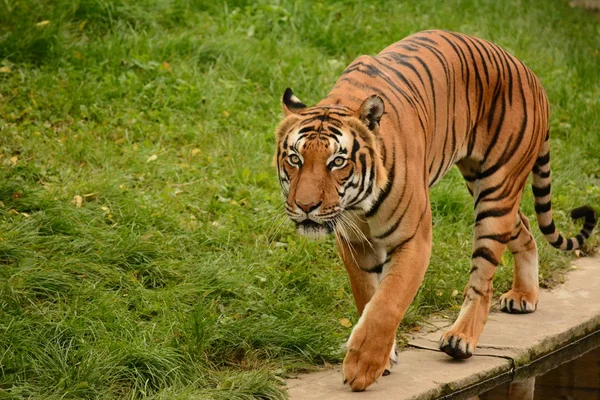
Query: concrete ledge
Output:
[[287, 255, 600, 400]]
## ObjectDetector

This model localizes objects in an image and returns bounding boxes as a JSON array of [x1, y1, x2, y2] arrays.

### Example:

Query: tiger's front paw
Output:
[[342, 321, 394, 391]]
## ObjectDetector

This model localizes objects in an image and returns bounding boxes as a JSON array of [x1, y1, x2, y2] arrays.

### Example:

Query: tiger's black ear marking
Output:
[[357, 95, 385, 131], [282, 88, 306, 115]]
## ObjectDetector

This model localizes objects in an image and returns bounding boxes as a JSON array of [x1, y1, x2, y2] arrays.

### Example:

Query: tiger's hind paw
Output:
[[439, 331, 474, 360], [499, 290, 538, 314], [383, 342, 399, 376]]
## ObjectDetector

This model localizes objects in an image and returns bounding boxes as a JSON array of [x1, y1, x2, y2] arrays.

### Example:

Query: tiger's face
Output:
[[274, 88, 387, 239]]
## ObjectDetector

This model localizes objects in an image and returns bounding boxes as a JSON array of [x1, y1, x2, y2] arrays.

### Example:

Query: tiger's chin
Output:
[[296, 220, 334, 240]]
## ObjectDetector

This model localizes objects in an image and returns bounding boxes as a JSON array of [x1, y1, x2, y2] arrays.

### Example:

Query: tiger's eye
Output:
[[290, 154, 301, 165], [333, 156, 345, 167]]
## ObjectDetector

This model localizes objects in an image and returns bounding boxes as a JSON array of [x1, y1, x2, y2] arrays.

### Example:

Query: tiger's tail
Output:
[[532, 135, 596, 251]]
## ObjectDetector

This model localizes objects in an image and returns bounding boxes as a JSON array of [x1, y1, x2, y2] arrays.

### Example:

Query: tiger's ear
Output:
[[357, 95, 384, 131], [282, 88, 306, 115]]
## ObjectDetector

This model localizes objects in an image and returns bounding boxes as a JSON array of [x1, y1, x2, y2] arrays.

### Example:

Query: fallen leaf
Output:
[[141, 232, 153, 241], [36, 20, 50, 27], [0, 66, 11, 73], [222, 110, 230, 118], [451, 289, 459, 297], [146, 154, 158, 162], [339, 318, 352, 328], [574, 249, 581, 257], [161, 61, 171, 72], [72, 195, 83, 208], [191, 148, 201, 156], [10, 156, 18, 165]]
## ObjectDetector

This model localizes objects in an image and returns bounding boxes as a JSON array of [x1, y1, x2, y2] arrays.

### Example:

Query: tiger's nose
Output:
[[295, 200, 322, 214]]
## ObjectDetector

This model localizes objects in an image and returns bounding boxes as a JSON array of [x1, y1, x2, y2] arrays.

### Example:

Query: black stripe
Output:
[[540, 221, 556, 235], [471, 286, 484, 296], [532, 184, 551, 197], [550, 235, 564, 248], [328, 127, 343, 136], [365, 158, 395, 218], [536, 153, 550, 166], [510, 229, 522, 241], [472, 247, 499, 265], [476, 207, 512, 223], [478, 232, 511, 244], [566, 238, 574, 251], [474, 182, 504, 208], [576, 234, 585, 247], [375, 192, 414, 239], [534, 170, 551, 179], [387, 205, 429, 255], [534, 202, 552, 214]]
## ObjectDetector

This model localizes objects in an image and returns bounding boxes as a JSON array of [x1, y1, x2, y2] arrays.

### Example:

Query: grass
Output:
[[0, 0, 599, 398]]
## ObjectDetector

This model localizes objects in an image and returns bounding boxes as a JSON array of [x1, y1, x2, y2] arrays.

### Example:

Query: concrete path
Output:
[[287, 255, 600, 400]]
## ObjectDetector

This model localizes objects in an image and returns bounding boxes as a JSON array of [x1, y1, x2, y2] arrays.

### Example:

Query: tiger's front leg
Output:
[[342, 206, 432, 391], [336, 233, 399, 378]]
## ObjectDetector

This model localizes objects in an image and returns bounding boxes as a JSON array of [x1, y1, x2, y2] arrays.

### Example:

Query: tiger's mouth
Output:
[[296, 220, 334, 239]]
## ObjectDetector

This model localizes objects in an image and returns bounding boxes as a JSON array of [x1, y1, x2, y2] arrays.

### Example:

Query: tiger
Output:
[[273, 30, 596, 392]]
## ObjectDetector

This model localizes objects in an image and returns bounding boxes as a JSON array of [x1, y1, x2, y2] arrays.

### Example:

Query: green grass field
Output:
[[1, 0, 599, 398]]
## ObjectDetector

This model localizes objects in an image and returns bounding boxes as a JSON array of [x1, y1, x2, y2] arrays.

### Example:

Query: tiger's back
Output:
[[323, 30, 549, 188]]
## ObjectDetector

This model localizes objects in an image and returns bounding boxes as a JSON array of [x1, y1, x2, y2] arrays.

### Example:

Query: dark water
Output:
[[476, 346, 600, 400]]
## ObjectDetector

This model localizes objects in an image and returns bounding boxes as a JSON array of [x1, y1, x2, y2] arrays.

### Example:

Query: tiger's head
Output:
[[274, 88, 387, 239]]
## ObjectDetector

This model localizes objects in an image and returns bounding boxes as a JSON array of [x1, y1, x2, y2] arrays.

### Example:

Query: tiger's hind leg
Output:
[[500, 210, 539, 313], [440, 173, 522, 359]]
